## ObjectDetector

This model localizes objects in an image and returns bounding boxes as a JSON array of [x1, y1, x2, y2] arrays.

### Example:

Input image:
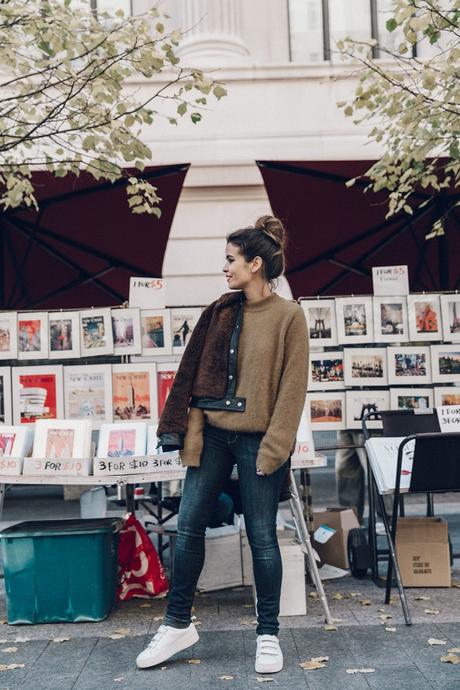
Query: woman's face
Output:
[[223, 243, 254, 290]]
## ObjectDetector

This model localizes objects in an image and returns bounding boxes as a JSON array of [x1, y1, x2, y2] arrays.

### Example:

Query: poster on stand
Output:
[[300, 299, 338, 347], [372, 296, 409, 343], [407, 294, 443, 342], [343, 347, 388, 387], [430, 345, 460, 383], [12, 365, 64, 424], [171, 307, 202, 354], [111, 308, 142, 356], [0, 313, 18, 360], [434, 387, 460, 407], [335, 297, 373, 345], [64, 364, 113, 426], [140, 309, 172, 356], [32, 419, 92, 460], [112, 363, 158, 423], [49, 311, 80, 359], [17, 312, 49, 360], [306, 392, 346, 430], [345, 390, 390, 429], [440, 294, 460, 343], [390, 387, 434, 411], [80, 308, 114, 357], [308, 350, 344, 390], [157, 362, 179, 417], [0, 367, 12, 425], [387, 346, 432, 385]]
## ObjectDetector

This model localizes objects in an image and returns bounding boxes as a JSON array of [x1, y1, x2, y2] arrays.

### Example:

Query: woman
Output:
[[136, 215, 308, 674]]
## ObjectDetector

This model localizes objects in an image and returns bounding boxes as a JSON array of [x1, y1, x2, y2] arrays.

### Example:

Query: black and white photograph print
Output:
[[345, 390, 390, 429], [387, 346, 432, 385], [309, 351, 344, 390], [300, 299, 337, 347], [336, 297, 373, 345], [390, 388, 434, 412], [440, 294, 460, 343], [431, 345, 460, 383], [372, 296, 409, 343], [343, 348, 388, 387]]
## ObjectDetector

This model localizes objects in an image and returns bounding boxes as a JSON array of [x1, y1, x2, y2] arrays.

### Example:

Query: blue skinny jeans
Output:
[[164, 423, 288, 636]]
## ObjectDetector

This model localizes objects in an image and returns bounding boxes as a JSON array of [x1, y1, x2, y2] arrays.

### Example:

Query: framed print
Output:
[[345, 390, 390, 429], [309, 350, 344, 390], [300, 299, 338, 347], [390, 387, 434, 411], [372, 297, 409, 343], [49, 311, 80, 360], [434, 386, 460, 407], [430, 345, 460, 383], [12, 365, 64, 424], [335, 297, 374, 345], [157, 362, 179, 417], [112, 363, 158, 423], [97, 421, 147, 458], [111, 307, 142, 356], [80, 308, 114, 357], [17, 312, 49, 360], [0, 313, 18, 360], [407, 294, 443, 342], [0, 425, 33, 459], [343, 347, 388, 387], [0, 367, 12, 425], [171, 307, 202, 354], [33, 419, 92, 459], [140, 309, 172, 356], [306, 392, 346, 430], [64, 364, 113, 427], [387, 346, 432, 385], [440, 294, 460, 343]]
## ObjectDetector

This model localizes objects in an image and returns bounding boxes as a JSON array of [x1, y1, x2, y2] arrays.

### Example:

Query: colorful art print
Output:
[[387, 347, 432, 385], [0, 433, 16, 457], [407, 294, 442, 342], [344, 348, 388, 387], [431, 345, 460, 383], [12, 366, 64, 424], [157, 364, 178, 417], [107, 429, 137, 457], [0, 313, 17, 360], [0, 367, 12, 425], [64, 365, 112, 425], [390, 388, 434, 412], [49, 311, 80, 359], [171, 308, 202, 354], [112, 364, 157, 422], [309, 351, 344, 390], [336, 297, 373, 345], [345, 390, 390, 429], [440, 295, 460, 343], [111, 308, 142, 356], [17, 312, 48, 360], [45, 428, 75, 459], [80, 308, 113, 357], [372, 297, 409, 343], [306, 392, 345, 430], [434, 387, 460, 407], [300, 299, 338, 347], [140, 309, 172, 356]]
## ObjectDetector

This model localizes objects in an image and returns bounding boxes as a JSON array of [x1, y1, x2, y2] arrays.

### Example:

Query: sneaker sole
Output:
[[255, 659, 283, 673], [136, 628, 199, 669]]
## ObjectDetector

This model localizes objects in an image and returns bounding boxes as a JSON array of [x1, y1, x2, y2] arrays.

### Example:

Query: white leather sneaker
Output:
[[255, 634, 283, 673], [136, 623, 199, 669]]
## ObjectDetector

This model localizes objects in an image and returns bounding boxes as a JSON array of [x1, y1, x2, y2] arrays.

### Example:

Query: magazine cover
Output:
[[64, 365, 112, 426], [0, 313, 17, 360], [111, 308, 142, 355], [0, 432, 16, 457], [140, 309, 172, 356], [17, 312, 49, 360], [49, 312, 80, 359], [80, 308, 113, 357], [45, 428, 75, 459], [97, 422, 147, 458], [13, 366, 64, 424], [33, 419, 92, 459], [112, 364, 157, 422], [171, 308, 202, 354], [0, 367, 12, 425], [157, 364, 178, 417]]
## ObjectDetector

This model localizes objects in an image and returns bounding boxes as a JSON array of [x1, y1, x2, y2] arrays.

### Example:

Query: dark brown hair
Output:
[[226, 215, 286, 282]]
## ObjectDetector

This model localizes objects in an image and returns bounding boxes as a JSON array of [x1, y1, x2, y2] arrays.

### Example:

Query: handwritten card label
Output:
[[23, 457, 92, 477], [0, 457, 23, 476], [93, 452, 186, 478], [129, 277, 166, 309], [372, 265, 409, 296], [436, 405, 460, 433]]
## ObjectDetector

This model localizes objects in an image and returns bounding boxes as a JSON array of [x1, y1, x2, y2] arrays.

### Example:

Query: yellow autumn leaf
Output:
[[440, 654, 460, 665]]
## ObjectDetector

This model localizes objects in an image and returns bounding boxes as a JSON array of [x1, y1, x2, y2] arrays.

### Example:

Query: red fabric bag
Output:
[[117, 513, 169, 601]]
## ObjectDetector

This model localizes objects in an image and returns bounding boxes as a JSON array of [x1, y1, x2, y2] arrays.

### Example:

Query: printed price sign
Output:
[[436, 405, 460, 433], [372, 265, 409, 296]]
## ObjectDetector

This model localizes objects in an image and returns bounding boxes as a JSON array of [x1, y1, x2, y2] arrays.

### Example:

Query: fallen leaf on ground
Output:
[[153, 615, 163, 622], [194, 620, 203, 626], [440, 654, 460, 665], [299, 660, 327, 670], [332, 618, 344, 623], [324, 624, 337, 631], [242, 604, 254, 608], [14, 637, 30, 643], [332, 592, 343, 600], [308, 592, 319, 599], [451, 581, 460, 588], [108, 634, 125, 640], [0, 663, 25, 671], [114, 628, 130, 635], [414, 595, 431, 601], [187, 659, 201, 665], [1, 648, 17, 653], [52, 638, 70, 643], [346, 668, 375, 674], [428, 638, 446, 646], [379, 614, 392, 621], [113, 677, 125, 682], [349, 592, 361, 597], [385, 627, 396, 633], [256, 678, 274, 683], [311, 656, 329, 662], [239, 619, 257, 626], [358, 599, 372, 606], [0, 621, 6, 626], [448, 648, 460, 654], [424, 609, 439, 615], [160, 666, 167, 670], [219, 675, 235, 680], [139, 603, 151, 608]]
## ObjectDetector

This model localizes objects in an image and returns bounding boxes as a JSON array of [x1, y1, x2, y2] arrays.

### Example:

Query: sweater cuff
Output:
[[157, 432, 185, 451], [256, 451, 289, 476]]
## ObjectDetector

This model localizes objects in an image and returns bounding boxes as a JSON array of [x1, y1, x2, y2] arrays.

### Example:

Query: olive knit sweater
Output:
[[181, 293, 309, 476]]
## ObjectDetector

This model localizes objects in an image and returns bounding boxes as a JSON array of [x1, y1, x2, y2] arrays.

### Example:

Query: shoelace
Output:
[[148, 626, 166, 648], [257, 638, 280, 657]]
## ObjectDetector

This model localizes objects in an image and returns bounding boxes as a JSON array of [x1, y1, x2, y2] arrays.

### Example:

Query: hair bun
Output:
[[254, 215, 286, 249]]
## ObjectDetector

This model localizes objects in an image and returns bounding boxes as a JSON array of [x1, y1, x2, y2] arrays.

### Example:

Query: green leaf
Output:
[[212, 84, 227, 99], [386, 18, 397, 32], [177, 102, 187, 116], [190, 112, 201, 124]]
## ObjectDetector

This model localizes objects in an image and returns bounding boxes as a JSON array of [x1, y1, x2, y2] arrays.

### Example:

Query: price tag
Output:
[[372, 265, 409, 296], [436, 405, 460, 433]]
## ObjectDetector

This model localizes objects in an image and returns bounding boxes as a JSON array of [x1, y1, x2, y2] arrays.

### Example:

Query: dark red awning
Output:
[[1, 164, 189, 310], [257, 160, 460, 298]]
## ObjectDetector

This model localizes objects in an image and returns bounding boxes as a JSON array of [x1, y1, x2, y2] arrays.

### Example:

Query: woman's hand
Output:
[[256, 468, 266, 476]]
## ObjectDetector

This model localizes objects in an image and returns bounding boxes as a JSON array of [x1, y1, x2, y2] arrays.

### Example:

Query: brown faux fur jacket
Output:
[[157, 291, 242, 444]]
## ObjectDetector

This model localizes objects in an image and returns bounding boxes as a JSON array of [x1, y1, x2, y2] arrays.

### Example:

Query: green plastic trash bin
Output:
[[0, 518, 122, 625]]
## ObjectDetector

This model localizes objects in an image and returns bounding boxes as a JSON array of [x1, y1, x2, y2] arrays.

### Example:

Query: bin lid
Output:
[[0, 518, 123, 538]]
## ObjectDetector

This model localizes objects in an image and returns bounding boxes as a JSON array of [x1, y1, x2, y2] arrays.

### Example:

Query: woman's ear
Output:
[[251, 256, 263, 273]]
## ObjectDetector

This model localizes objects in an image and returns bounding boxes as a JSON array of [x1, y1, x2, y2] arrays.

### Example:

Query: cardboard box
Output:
[[396, 517, 451, 587], [313, 508, 360, 569], [196, 522, 243, 592]]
